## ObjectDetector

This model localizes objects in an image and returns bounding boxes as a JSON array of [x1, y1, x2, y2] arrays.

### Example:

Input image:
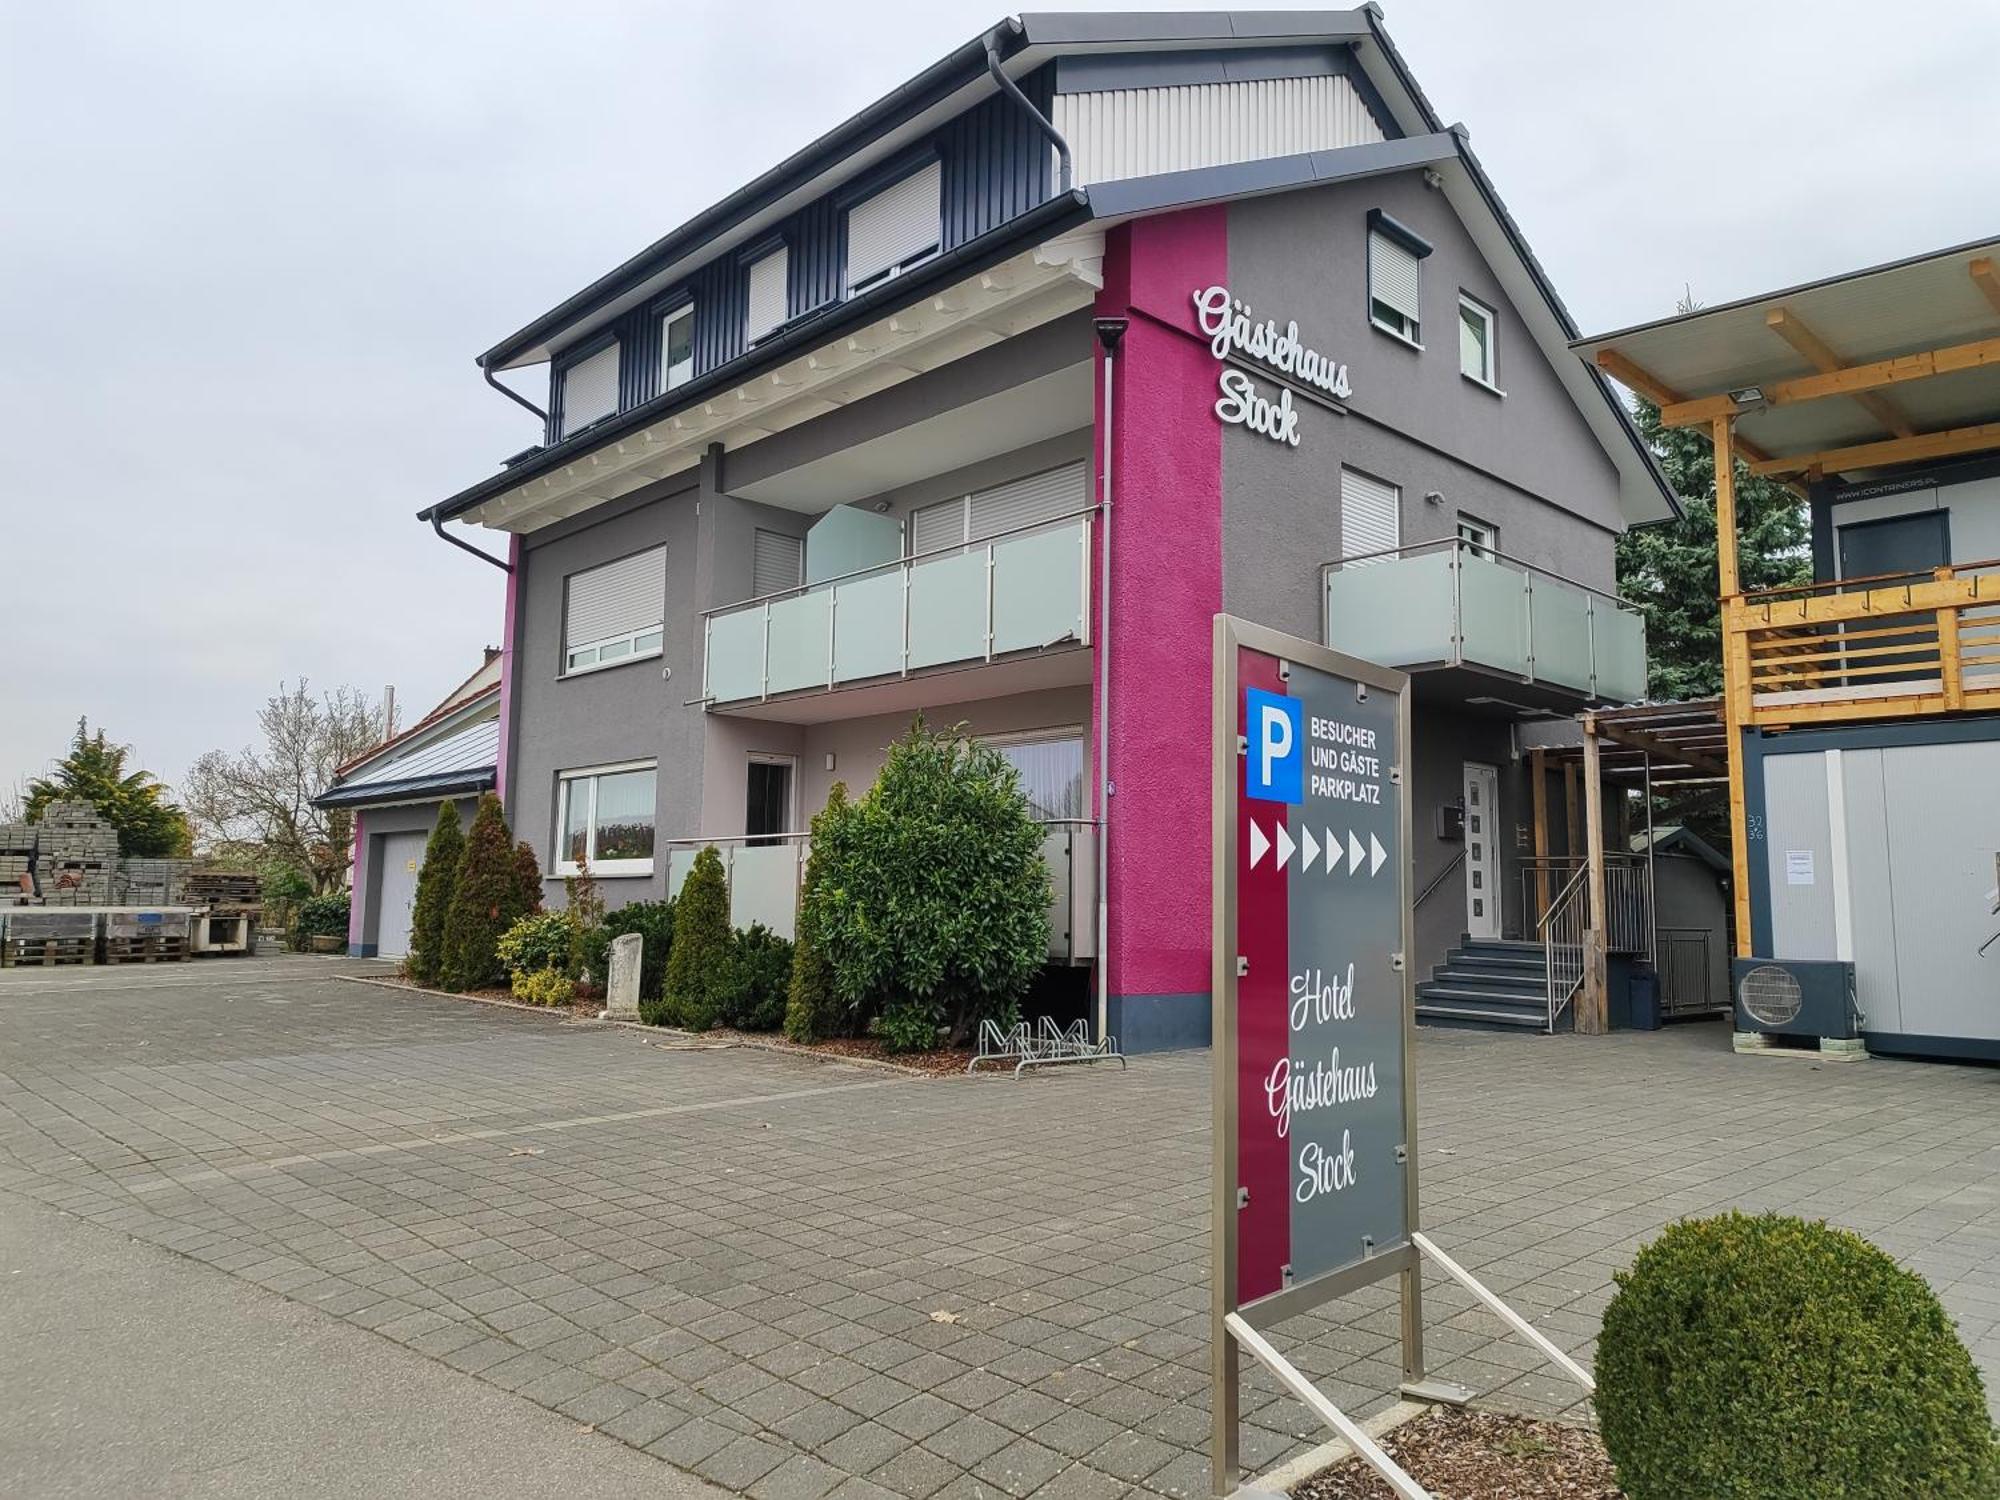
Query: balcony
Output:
[[1323, 539, 1647, 706], [662, 820, 1098, 963], [1725, 558, 2000, 728], [702, 514, 1093, 717]]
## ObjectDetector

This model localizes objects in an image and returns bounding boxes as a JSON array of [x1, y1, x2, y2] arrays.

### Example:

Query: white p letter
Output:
[[1260, 704, 1293, 786]]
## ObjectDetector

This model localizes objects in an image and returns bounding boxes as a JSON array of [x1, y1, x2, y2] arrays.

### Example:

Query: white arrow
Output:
[[1369, 831, 1388, 877], [1301, 826, 1321, 873], [1275, 823, 1296, 871], [1324, 829, 1343, 874], [1348, 831, 1365, 876], [1249, 820, 1270, 869]]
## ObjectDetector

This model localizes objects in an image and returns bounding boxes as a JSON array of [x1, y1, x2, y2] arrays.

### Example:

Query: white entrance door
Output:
[[375, 831, 428, 958], [1462, 763, 1501, 941]]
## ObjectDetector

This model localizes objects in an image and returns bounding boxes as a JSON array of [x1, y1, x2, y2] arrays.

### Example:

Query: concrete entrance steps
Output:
[[1415, 938, 1563, 1032]]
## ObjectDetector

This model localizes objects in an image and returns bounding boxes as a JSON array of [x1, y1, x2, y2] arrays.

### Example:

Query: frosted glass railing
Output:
[[703, 515, 1092, 705], [1324, 540, 1647, 703]]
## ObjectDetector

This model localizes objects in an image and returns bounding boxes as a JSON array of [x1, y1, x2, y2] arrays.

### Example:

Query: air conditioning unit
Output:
[[1731, 958, 1858, 1040]]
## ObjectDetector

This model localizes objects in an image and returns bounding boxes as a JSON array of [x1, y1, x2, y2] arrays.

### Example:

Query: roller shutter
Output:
[[1339, 469, 1400, 565], [846, 160, 942, 289], [566, 546, 666, 649]]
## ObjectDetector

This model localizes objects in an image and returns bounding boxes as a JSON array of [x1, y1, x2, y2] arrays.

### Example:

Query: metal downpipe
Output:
[[1094, 318, 1126, 1041], [985, 36, 1072, 192]]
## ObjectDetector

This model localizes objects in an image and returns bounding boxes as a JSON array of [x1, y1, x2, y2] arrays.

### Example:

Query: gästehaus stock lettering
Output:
[[1192, 284, 1352, 449]]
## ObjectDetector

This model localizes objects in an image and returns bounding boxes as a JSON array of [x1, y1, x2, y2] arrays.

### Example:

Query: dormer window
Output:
[[1366, 209, 1432, 348], [745, 246, 789, 346], [557, 339, 620, 438], [660, 303, 695, 393], [845, 159, 942, 294]]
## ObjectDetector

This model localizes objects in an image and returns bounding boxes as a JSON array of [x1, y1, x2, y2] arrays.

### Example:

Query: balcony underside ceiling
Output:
[[1407, 664, 1623, 719], [710, 643, 1091, 725], [458, 239, 1105, 534]]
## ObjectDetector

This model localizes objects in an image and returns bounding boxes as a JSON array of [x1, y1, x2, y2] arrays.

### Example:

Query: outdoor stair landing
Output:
[[1415, 938, 1565, 1033]]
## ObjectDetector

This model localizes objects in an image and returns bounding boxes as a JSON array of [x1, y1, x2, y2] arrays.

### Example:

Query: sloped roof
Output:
[[315, 716, 498, 810]]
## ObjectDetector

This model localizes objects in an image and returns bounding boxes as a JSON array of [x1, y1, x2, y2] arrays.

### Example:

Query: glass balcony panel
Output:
[[706, 608, 767, 703], [1325, 550, 1455, 668], [1530, 579, 1594, 693], [1456, 553, 1531, 678], [1592, 599, 1648, 702], [666, 846, 703, 898], [727, 844, 803, 940], [765, 588, 832, 694], [992, 520, 1087, 655], [908, 550, 988, 668], [831, 569, 904, 683]]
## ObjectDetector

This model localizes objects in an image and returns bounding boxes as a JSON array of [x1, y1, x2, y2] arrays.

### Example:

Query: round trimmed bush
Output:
[[1596, 1211, 1998, 1499]]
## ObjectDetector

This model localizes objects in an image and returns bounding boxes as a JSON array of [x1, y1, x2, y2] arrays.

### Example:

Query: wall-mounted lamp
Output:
[[823, 752, 837, 772], [1423, 490, 1445, 507], [1729, 386, 1767, 410]]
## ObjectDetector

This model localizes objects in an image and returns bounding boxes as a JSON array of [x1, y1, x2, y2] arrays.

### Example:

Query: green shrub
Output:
[[512, 841, 545, 917], [659, 846, 731, 1030], [724, 924, 794, 1031], [296, 891, 350, 943], [811, 718, 1048, 1045], [405, 802, 463, 985], [440, 793, 531, 992], [874, 998, 941, 1054], [1596, 1211, 1999, 1500], [563, 858, 606, 981], [511, 967, 575, 1007], [785, 783, 846, 1043], [607, 899, 675, 1003], [496, 911, 574, 979]]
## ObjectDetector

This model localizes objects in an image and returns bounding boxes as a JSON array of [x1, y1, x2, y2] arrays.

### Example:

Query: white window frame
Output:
[[561, 547, 666, 679], [660, 302, 696, 393], [554, 760, 657, 878], [1367, 230, 1422, 348], [1456, 515, 1498, 559], [1458, 293, 1501, 392]]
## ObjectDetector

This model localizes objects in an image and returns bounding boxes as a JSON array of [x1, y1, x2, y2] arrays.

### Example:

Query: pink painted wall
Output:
[[495, 533, 523, 807], [1094, 209, 1228, 1014], [346, 809, 366, 950]]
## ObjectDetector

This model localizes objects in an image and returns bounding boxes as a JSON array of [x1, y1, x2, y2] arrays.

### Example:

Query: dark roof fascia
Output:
[[1082, 132, 1456, 220], [426, 190, 1092, 523], [314, 767, 496, 812], [1017, 11, 1372, 46], [478, 21, 1030, 371]]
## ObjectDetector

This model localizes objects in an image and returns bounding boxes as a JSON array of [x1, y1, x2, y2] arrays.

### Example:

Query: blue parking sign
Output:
[[1245, 688, 1303, 804]]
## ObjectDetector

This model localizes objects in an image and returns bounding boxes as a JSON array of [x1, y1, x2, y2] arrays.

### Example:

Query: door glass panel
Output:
[[746, 761, 792, 844]]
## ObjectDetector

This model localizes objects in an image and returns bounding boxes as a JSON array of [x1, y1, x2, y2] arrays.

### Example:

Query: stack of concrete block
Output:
[[36, 802, 117, 906], [0, 824, 34, 904], [116, 858, 195, 908]]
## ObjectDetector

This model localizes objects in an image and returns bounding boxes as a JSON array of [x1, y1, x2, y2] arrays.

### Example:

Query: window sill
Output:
[[1370, 320, 1424, 352], [554, 862, 655, 880], [560, 646, 664, 681], [1461, 371, 1507, 399]]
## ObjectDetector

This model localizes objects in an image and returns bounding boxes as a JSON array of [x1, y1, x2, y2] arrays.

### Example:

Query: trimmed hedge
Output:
[[724, 923, 794, 1032], [1596, 1211, 1999, 1499]]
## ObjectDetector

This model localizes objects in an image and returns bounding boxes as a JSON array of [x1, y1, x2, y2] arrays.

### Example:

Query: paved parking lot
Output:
[[2, 957, 1997, 1497]]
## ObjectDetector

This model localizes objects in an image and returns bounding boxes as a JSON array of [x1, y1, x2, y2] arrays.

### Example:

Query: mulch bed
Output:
[[1293, 1409, 1622, 1500], [693, 1028, 976, 1076]]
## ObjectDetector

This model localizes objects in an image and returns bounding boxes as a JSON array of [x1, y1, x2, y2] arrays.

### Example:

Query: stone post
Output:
[[603, 932, 642, 1021]]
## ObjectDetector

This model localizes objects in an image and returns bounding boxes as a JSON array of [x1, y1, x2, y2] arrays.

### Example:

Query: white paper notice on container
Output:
[[1785, 850, 1815, 886]]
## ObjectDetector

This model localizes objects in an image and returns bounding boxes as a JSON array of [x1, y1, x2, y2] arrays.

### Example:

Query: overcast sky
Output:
[[4, 0, 1994, 803]]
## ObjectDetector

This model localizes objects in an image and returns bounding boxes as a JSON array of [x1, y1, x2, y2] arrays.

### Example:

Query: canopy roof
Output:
[[1574, 236, 2000, 480]]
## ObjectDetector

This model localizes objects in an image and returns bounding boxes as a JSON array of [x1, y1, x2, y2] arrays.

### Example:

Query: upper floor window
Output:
[[908, 461, 1089, 555], [564, 545, 665, 676], [1458, 294, 1499, 389], [556, 761, 656, 877], [846, 159, 942, 294], [1339, 467, 1401, 565], [1457, 515, 1498, 559], [558, 339, 620, 437], [745, 246, 789, 346], [1366, 210, 1431, 348], [660, 303, 695, 393]]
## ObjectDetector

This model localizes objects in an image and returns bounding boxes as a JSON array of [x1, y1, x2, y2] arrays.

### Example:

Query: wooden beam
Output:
[[1746, 420, 2000, 478], [1713, 416, 1741, 598], [1659, 333, 2000, 427], [1766, 307, 1913, 439], [1596, 347, 1784, 470], [1530, 747, 1550, 926], [1591, 718, 1728, 780], [1973, 257, 2000, 318], [1579, 722, 1609, 1036], [1563, 762, 1581, 862]]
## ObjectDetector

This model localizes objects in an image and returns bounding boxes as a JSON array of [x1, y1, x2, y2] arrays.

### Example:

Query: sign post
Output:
[[1209, 615, 1593, 1496]]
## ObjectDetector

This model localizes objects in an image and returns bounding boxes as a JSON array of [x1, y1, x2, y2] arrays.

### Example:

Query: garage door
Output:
[[375, 831, 428, 959]]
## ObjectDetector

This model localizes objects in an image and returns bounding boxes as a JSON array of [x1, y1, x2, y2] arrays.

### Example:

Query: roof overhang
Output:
[[313, 767, 496, 812], [1574, 236, 2000, 481]]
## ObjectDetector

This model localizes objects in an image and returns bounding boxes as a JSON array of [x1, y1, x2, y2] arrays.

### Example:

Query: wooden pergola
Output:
[[1574, 239, 2000, 968]]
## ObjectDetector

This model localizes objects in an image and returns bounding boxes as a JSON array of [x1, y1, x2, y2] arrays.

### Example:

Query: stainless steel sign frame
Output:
[[1208, 614, 1590, 1498]]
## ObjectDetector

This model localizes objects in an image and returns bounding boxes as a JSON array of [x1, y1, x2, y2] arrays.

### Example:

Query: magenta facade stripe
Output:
[[346, 810, 366, 947], [496, 533, 522, 807], [1094, 208, 1228, 1011]]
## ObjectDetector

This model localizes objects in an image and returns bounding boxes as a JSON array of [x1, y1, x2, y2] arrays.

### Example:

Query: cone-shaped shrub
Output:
[[440, 793, 526, 992], [512, 841, 544, 918], [661, 845, 731, 1030], [1596, 1211, 1998, 1499], [405, 801, 463, 985], [784, 783, 848, 1042]]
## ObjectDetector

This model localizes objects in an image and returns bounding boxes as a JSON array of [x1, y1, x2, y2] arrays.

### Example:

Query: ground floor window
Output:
[[556, 762, 657, 876], [991, 732, 1085, 820]]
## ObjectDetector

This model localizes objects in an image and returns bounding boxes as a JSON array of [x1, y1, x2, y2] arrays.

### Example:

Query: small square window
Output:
[[1459, 295, 1499, 388], [1457, 516, 1498, 560]]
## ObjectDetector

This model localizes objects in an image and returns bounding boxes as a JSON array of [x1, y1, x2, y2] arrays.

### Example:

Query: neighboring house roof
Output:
[[426, 8, 1675, 528], [1630, 824, 1731, 875], [315, 715, 498, 811]]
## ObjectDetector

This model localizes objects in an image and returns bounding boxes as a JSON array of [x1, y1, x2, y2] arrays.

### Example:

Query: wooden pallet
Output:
[[104, 936, 188, 965], [3, 938, 93, 967]]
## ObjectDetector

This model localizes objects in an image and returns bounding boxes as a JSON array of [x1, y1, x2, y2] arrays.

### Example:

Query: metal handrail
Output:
[[1537, 862, 1590, 1033], [655, 815, 1097, 851], [1520, 854, 1653, 962], [699, 504, 1100, 618], [1739, 554, 2000, 607], [1413, 849, 1466, 912], [1318, 535, 1646, 614]]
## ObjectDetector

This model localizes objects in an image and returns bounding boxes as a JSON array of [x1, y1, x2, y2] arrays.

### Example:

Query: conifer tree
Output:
[[784, 783, 848, 1042], [440, 793, 520, 991], [662, 845, 732, 1030], [405, 800, 463, 986]]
